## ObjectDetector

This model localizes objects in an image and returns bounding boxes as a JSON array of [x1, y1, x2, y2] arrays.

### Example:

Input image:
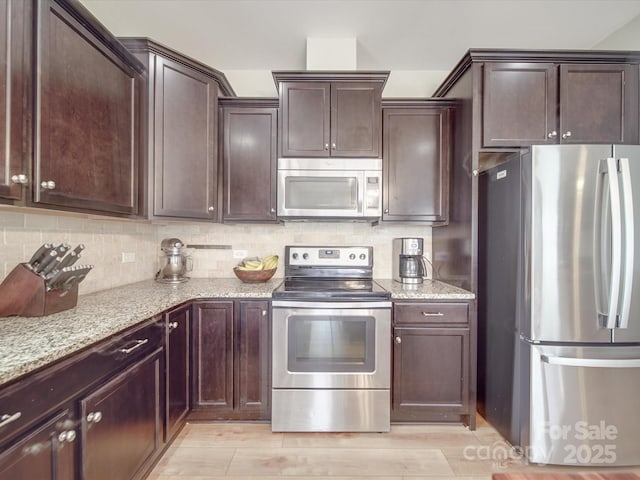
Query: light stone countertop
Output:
[[0, 277, 473, 387], [376, 279, 476, 300]]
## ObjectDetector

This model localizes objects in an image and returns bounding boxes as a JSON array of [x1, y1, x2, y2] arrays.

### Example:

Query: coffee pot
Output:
[[155, 238, 192, 283], [392, 237, 429, 284]]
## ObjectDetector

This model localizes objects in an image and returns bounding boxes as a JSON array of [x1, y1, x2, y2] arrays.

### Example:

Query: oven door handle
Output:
[[272, 300, 392, 309]]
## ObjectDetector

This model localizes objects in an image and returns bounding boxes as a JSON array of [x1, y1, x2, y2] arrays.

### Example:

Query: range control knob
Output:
[[302, 253, 309, 260], [292, 253, 298, 260], [359, 254, 366, 260], [349, 253, 356, 260]]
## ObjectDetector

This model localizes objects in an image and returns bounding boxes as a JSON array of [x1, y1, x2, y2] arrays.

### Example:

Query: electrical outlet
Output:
[[121, 252, 136, 263], [233, 250, 248, 259]]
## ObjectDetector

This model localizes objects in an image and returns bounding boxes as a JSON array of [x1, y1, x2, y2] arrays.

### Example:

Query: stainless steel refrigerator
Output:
[[478, 144, 640, 466]]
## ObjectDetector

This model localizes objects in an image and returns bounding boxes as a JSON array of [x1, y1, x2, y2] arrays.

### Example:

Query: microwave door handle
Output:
[[357, 173, 364, 215]]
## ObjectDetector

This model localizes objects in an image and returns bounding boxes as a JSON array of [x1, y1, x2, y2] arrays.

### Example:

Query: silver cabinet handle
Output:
[[395, 336, 402, 344], [58, 430, 76, 443], [11, 174, 28, 185], [324, 143, 329, 150], [547, 130, 557, 138], [40, 180, 56, 190], [422, 312, 444, 317], [119, 338, 148, 354], [562, 131, 572, 139], [208, 206, 214, 212], [168, 321, 178, 330], [0, 412, 21, 428], [86, 411, 102, 423]]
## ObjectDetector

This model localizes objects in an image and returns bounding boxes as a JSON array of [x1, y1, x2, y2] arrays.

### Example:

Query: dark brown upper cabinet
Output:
[[120, 38, 235, 221], [0, 0, 31, 204], [483, 61, 638, 147], [382, 101, 453, 224], [220, 98, 278, 223], [34, 0, 144, 215], [273, 71, 388, 158]]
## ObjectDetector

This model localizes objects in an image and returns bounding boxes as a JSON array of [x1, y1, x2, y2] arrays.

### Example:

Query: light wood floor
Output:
[[148, 417, 640, 479]]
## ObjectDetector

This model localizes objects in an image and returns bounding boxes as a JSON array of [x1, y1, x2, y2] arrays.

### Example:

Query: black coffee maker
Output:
[[392, 237, 429, 284]]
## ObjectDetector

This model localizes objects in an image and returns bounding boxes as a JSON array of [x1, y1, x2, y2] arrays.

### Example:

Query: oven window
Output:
[[287, 315, 376, 372], [285, 177, 357, 210]]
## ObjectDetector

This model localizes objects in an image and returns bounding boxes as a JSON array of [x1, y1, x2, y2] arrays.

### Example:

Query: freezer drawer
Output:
[[528, 344, 640, 466]]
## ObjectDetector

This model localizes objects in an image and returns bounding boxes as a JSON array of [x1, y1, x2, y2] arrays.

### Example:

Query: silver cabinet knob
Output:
[[11, 174, 28, 185], [40, 180, 56, 190], [562, 131, 572, 139], [58, 430, 76, 443], [169, 321, 178, 330], [86, 411, 102, 423], [395, 336, 402, 344], [270, 208, 275, 213], [472, 169, 480, 177], [384, 209, 389, 214], [331, 143, 336, 150], [547, 131, 557, 138], [324, 143, 329, 150], [262, 310, 267, 316], [208, 206, 214, 212]]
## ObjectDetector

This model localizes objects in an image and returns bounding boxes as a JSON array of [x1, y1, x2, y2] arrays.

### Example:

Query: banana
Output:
[[237, 254, 278, 271]]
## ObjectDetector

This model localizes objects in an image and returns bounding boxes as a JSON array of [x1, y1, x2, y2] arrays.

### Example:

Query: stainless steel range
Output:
[[271, 245, 391, 432]]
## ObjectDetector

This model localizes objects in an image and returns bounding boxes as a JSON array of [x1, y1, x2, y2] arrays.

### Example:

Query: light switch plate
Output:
[[233, 250, 248, 259], [121, 252, 136, 263]]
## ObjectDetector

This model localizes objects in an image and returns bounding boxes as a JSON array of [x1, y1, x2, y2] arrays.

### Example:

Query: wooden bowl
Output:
[[233, 267, 277, 283]]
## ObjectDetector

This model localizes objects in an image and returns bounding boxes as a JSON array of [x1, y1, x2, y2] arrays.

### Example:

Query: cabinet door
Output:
[[35, 0, 138, 215], [0, 410, 74, 480], [191, 302, 234, 414], [382, 108, 450, 223], [0, 0, 30, 202], [392, 327, 469, 421], [483, 62, 558, 147], [153, 56, 217, 219], [559, 63, 639, 144], [222, 107, 277, 222], [280, 82, 330, 157], [331, 82, 382, 158], [166, 306, 189, 441], [236, 301, 271, 419], [81, 352, 161, 480]]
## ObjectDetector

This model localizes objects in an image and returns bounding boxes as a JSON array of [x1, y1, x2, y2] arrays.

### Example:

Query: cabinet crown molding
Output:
[[272, 70, 390, 89]]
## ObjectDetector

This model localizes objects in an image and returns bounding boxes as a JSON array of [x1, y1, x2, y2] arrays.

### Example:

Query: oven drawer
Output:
[[394, 302, 469, 326]]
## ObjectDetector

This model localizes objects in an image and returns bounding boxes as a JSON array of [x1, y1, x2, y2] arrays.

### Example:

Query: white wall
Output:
[[592, 14, 640, 49]]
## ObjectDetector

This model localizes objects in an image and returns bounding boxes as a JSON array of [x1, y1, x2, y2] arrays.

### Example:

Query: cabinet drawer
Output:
[[394, 302, 468, 325]]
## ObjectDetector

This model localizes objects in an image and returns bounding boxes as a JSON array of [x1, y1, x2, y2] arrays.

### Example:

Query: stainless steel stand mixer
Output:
[[155, 238, 192, 283]]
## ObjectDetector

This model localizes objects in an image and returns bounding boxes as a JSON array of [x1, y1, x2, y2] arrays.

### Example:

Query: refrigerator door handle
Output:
[[541, 355, 640, 368], [618, 157, 634, 329], [605, 157, 623, 329]]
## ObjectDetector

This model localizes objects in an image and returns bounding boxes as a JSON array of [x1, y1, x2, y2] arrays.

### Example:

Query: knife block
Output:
[[0, 263, 79, 317]]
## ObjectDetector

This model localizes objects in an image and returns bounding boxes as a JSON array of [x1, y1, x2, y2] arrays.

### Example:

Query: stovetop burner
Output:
[[272, 245, 390, 301], [272, 278, 389, 300]]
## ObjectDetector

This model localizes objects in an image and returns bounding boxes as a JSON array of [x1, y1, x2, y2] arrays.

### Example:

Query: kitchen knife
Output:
[[54, 243, 71, 257], [40, 257, 63, 278], [28, 243, 53, 268], [53, 251, 81, 272], [34, 250, 59, 275]]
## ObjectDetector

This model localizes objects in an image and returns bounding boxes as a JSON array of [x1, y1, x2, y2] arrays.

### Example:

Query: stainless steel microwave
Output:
[[277, 158, 382, 221]]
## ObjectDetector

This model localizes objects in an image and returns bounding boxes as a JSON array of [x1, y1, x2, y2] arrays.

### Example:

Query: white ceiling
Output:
[[80, 0, 640, 73]]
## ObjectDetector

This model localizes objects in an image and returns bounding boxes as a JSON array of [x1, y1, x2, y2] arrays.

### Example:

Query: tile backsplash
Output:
[[1, 207, 432, 295]]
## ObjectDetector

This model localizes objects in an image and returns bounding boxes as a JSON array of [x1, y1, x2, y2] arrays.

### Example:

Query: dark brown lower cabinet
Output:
[[81, 350, 162, 480], [0, 409, 74, 480], [392, 302, 473, 425], [165, 305, 190, 441], [190, 300, 270, 420]]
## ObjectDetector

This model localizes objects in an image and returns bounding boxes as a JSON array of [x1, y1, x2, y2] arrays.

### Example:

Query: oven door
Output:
[[272, 301, 391, 389]]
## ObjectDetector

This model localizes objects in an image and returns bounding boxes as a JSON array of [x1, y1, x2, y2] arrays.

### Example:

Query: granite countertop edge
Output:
[[0, 277, 474, 387]]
